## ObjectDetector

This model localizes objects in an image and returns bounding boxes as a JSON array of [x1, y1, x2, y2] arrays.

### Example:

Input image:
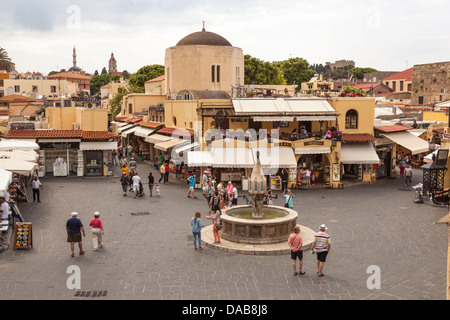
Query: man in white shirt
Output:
[[31, 176, 42, 202], [232, 184, 238, 206], [132, 172, 141, 199], [0, 197, 9, 220]]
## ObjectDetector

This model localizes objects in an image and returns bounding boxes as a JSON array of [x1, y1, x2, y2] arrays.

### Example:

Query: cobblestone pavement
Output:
[[0, 159, 447, 301]]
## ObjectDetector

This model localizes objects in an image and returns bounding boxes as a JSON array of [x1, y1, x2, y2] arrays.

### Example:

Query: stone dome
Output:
[[176, 29, 232, 47]]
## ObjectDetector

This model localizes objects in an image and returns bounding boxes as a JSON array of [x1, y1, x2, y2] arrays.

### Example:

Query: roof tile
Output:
[[374, 125, 413, 133]]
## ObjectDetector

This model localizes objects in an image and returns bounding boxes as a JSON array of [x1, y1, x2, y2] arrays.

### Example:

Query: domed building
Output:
[[68, 46, 82, 74], [164, 26, 244, 96]]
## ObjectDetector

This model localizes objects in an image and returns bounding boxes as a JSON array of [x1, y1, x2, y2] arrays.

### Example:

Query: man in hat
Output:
[[311, 224, 331, 277], [66, 212, 86, 257]]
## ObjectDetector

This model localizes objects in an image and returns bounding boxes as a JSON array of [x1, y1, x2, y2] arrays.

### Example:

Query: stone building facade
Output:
[[411, 61, 450, 105]]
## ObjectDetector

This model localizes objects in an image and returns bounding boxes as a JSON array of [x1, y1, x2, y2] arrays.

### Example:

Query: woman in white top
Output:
[[206, 204, 222, 244], [305, 169, 311, 187]]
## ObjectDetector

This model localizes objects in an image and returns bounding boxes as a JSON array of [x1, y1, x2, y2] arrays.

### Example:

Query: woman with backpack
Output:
[[206, 203, 222, 244], [191, 211, 203, 250]]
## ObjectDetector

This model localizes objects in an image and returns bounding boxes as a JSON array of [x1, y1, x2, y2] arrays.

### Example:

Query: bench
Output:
[[324, 183, 332, 189], [337, 182, 344, 189]]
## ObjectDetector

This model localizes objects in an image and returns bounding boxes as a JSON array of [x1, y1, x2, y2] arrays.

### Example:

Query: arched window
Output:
[[345, 109, 358, 129], [216, 65, 220, 82], [211, 65, 215, 83]]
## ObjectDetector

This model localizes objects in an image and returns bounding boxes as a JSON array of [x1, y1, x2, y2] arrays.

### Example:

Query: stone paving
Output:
[[0, 158, 448, 300]]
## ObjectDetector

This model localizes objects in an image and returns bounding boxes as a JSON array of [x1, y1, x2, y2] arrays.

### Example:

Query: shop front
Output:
[[38, 140, 81, 177], [133, 126, 156, 160], [79, 141, 118, 177], [340, 142, 380, 182]]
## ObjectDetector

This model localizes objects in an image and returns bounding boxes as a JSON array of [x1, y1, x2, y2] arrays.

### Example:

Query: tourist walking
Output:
[[159, 163, 165, 183], [305, 169, 311, 187], [282, 189, 294, 209], [148, 172, 154, 197], [206, 203, 221, 244], [404, 164, 413, 186], [89, 211, 104, 251], [187, 173, 197, 198], [66, 212, 86, 257], [399, 156, 406, 176], [154, 183, 161, 197], [111, 149, 117, 166], [31, 176, 42, 202], [281, 168, 288, 191], [288, 225, 304, 275], [164, 162, 170, 184], [205, 181, 215, 209], [132, 172, 141, 199], [129, 157, 137, 170], [120, 172, 129, 196], [191, 211, 203, 250], [231, 183, 238, 207], [310, 224, 331, 277]]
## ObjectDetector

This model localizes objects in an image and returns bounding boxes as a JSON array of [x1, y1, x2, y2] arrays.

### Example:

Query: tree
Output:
[[0, 47, 14, 72], [279, 57, 315, 87], [349, 67, 377, 80], [244, 54, 284, 85], [122, 70, 130, 79], [90, 73, 121, 95], [94, 70, 99, 76], [128, 64, 165, 89], [101, 67, 108, 75], [47, 71, 59, 76]]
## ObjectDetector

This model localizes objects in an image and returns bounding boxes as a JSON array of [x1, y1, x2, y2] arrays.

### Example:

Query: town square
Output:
[[0, 0, 449, 307]]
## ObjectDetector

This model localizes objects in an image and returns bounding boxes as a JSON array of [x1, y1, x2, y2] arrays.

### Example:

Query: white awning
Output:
[[145, 134, 172, 144], [121, 126, 139, 138], [0, 159, 38, 176], [0, 169, 12, 198], [0, 150, 38, 162], [154, 139, 188, 152], [134, 127, 156, 138], [211, 147, 254, 168], [173, 142, 200, 154], [340, 143, 380, 164], [117, 123, 134, 133], [80, 141, 118, 151], [295, 147, 331, 155], [253, 116, 294, 122], [252, 147, 297, 168], [0, 140, 39, 151], [382, 132, 429, 154], [111, 121, 128, 127], [187, 151, 212, 167], [295, 116, 337, 121]]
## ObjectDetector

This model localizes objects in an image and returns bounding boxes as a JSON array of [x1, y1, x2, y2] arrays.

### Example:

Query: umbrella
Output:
[[0, 159, 38, 176], [0, 140, 39, 151]]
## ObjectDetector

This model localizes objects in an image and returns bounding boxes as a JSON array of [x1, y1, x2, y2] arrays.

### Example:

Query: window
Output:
[[32, 86, 38, 93], [418, 96, 424, 105], [407, 83, 412, 91], [216, 65, 220, 83], [385, 82, 389, 87], [128, 103, 133, 114], [392, 81, 396, 91], [173, 116, 177, 126], [211, 65, 215, 83], [14, 85, 20, 93], [51, 86, 56, 93], [345, 109, 358, 129], [399, 81, 404, 91]]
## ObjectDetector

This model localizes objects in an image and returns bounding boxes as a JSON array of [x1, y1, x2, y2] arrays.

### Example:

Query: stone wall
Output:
[[411, 61, 450, 105]]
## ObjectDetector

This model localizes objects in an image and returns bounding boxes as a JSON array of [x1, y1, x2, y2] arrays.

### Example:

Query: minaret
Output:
[[72, 46, 77, 69]]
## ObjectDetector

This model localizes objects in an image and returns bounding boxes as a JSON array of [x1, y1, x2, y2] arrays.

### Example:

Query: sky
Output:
[[1, 0, 449, 75]]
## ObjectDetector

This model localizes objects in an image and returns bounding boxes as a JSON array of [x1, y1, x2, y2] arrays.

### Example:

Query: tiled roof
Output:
[[374, 125, 413, 133], [341, 134, 376, 141], [0, 94, 36, 103], [126, 118, 142, 124], [5, 129, 117, 141], [157, 127, 194, 137], [47, 72, 91, 80], [114, 116, 128, 121], [144, 75, 165, 83], [82, 131, 118, 141], [383, 68, 414, 81], [433, 128, 444, 134], [138, 121, 164, 129]]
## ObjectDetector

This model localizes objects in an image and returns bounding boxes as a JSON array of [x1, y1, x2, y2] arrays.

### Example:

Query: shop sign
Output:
[[305, 141, 324, 146], [9, 122, 35, 130], [40, 142, 80, 149], [332, 163, 340, 182]]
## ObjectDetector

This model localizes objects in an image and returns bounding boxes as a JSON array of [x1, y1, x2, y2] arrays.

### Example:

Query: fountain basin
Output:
[[221, 205, 298, 245]]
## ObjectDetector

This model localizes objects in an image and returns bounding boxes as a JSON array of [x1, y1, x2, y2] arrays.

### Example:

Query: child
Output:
[[155, 183, 161, 197], [311, 174, 315, 186]]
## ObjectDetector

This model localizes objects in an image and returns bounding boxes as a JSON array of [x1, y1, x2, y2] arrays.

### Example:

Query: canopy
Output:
[[145, 134, 172, 144], [154, 139, 188, 152], [251, 147, 297, 169], [0, 159, 38, 176], [173, 142, 200, 154], [80, 141, 118, 151], [121, 126, 139, 138], [0, 150, 38, 162], [134, 127, 156, 138], [0, 168, 12, 198], [0, 140, 39, 151], [117, 124, 135, 133], [340, 143, 380, 164], [187, 151, 212, 167], [381, 132, 429, 154], [211, 147, 254, 168], [295, 147, 331, 155]]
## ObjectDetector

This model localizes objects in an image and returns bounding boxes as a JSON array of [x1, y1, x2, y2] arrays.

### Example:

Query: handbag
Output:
[[284, 195, 292, 208]]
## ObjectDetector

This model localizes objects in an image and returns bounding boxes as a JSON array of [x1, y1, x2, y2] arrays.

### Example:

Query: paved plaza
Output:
[[0, 158, 448, 301]]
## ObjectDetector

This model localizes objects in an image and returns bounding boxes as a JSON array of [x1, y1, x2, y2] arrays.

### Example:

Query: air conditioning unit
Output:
[[73, 122, 79, 130]]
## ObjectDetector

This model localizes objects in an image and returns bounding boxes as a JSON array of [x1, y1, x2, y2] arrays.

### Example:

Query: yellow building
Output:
[[165, 27, 244, 96], [45, 107, 108, 131], [301, 74, 334, 95], [3, 79, 78, 98], [383, 68, 413, 93]]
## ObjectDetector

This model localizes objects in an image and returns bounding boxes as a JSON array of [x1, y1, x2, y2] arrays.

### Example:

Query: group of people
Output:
[[119, 157, 161, 198], [66, 211, 105, 257], [190, 203, 223, 249], [202, 172, 239, 211], [288, 224, 331, 277]]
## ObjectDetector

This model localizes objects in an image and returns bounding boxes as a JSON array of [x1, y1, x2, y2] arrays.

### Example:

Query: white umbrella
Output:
[[0, 140, 39, 151], [0, 150, 38, 162], [0, 168, 12, 198], [0, 159, 38, 176]]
